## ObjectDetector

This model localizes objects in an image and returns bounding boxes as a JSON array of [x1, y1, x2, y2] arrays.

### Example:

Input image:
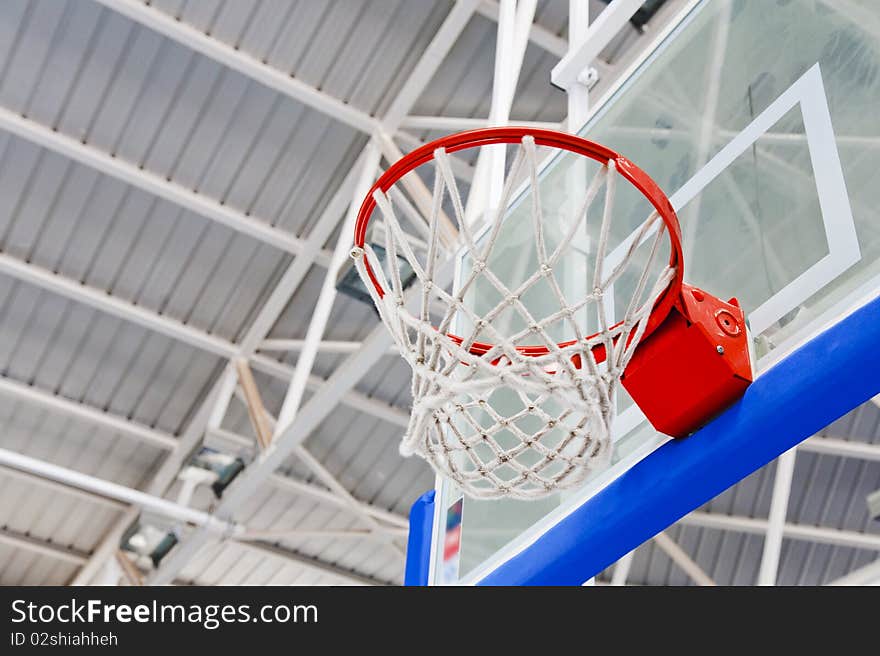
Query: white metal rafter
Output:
[[399, 116, 560, 131], [0, 106, 331, 265], [680, 511, 880, 551], [93, 0, 380, 135], [239, 385, 405, 551], [0, 527, 89, 568], [0, 372, 408, 582], [0, 444, 387, 586], [0, 447, 239, 534], [826, 558, 880, 586], [259, 339, 398, 356], [653, 531, 716, 586], [0, 253, 408, 428]]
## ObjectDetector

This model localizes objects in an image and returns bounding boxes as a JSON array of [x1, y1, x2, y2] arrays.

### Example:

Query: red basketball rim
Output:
[[354, 126, 684, 360]]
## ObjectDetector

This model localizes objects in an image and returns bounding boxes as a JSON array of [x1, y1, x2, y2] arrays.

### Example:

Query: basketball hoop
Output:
[[351, 127, 752, 499]]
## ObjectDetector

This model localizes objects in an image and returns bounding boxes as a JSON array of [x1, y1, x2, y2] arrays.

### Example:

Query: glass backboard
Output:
[[430, 0, 880, 584]]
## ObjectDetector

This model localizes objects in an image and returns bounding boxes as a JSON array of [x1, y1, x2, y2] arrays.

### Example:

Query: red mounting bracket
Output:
[[622, 283, 754, 438]]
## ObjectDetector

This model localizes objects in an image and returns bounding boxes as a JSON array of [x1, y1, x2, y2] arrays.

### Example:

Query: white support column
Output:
[[207, 367, 239, 433], [563, 0, 592, 330], [653, 531, 716, 586], [274, 143, 382, 435], [757, 449, 797, 586]]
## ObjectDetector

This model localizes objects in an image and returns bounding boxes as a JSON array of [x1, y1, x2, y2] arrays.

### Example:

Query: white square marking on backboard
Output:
[[606, 64, 860, 338]]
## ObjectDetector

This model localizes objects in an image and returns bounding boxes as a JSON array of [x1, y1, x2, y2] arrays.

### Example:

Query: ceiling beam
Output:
[[291, 444, 404, 550], [395, 131, 476, 181], [0, 447, 238, 534], [0, 254, 408, 428], [0, 106, 329, 264], [826, 557, 880, 586], [0, 376, 176, 450], [476, 0, 567, 58], [680, 511, 880, 551], [238, 528, 408, 543], [259, 339, 399, 356], [0, 447, 384, 585], [93, 0, 379, 135], [0, 375, 408, 530], [237, 540, 388, 586], [653, 531, 716, 586], [0, 527, 89, 566], [381, 0, 482, 129], [0, 463, 127, 511], [399, 115, 560, 132], [800, 435, 880, 462]]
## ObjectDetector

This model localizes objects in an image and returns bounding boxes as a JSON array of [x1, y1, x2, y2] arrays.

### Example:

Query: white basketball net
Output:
[[352, 136, 674, 499]]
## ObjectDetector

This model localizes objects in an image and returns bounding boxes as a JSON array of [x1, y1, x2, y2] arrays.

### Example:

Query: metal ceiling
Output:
[[0, 0, 877, 587]]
